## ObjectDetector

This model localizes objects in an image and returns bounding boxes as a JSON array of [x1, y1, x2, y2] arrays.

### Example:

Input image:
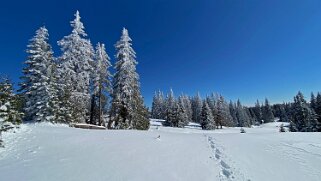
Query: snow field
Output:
[[0, 121, 321, 181]]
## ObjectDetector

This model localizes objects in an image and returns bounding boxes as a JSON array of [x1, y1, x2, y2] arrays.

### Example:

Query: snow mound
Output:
[[150, 119, 165, 126], [70, 123, 106, 130]]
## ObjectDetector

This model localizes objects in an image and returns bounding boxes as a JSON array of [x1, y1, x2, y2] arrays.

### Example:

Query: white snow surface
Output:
[[0, 121, 321, 181]]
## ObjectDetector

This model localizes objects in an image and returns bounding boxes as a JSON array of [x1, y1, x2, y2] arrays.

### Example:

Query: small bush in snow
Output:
[[240, 127, 246, 133], [279, 124, 286, 132]]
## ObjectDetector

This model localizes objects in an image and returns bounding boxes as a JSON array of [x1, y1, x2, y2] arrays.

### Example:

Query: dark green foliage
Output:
[[291, 92, 318, 132], [314, 93, 321, 131]]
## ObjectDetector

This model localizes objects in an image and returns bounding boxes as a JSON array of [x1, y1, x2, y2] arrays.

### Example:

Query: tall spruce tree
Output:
[[90, 43, 112, 126], [151, 90, 165, 119], [291, 92, 318, 132], [229, 101, 238, 126], [200, 101, 215, 130], [20, 26, 56, 122], [58, 11, 94, 123], [216, 95, 233, 128], [108, 28, 149, 130], [262, 98, 274, 123], [164, 89, 177, 126], [235, 100, 250, 127], [253, 100, 262, 124], [192, 92, 202, 123], [182, 95, 193, 121], [177, 95, 189, 127], [310, 92, 317, 111]]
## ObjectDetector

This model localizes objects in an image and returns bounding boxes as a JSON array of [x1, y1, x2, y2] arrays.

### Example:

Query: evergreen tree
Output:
[[216, 95, 233, 128], [200, 101, 215, 130], [0, 78, 23, 125], [279, 104, 290, 122], [108, 28, 149, 130], [253, 100, 262, 124], [206, 93, 216, 115], [90, 43, 112, 126], [57, 85, 73, 123], [191, 92, 202, 123], [177, 95, 189, 127], [229, 101, 238, 126], [291, 92, 318, 132], [20, 26, 56, 122], [151, 90, 165, 119], [164, 89, 177, 126], [310, 92, 317, 111], [182, 95, 193, 122], [235, 100, 250, 127], [315, 93, 321, 131], [58, 11, 94, 123], [262, 98, 274, 123], [47, 62, 61, 122]]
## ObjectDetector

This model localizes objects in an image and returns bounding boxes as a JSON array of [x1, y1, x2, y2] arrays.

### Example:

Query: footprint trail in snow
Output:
[[206, 135, 250, 181]]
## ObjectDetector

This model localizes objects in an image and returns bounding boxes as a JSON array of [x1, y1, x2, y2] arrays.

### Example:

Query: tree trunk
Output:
[[89, 94, 96, 125], [98, 86, 105, 126]]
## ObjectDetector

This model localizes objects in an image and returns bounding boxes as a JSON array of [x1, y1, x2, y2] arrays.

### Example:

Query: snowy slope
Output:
[[0, 123, 217, 181], [0, 122, 321, 181]]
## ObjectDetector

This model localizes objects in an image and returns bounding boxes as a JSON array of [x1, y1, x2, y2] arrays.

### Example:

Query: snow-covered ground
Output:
[[0, 122, 321, 181]]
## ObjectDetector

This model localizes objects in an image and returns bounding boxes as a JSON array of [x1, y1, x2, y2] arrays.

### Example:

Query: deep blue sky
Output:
[[1, 0, 321, 106]]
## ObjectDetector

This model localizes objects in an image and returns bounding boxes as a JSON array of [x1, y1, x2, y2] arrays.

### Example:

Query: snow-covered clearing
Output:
[[0, 122, 321, 181]]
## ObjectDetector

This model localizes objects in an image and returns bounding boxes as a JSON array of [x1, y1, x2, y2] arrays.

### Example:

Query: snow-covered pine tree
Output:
[[235, 99, 251, 127], [57, 83, 73, 123], [229, 101, 238, 126], [57, 11, 94, 123], [279, 104, 290, 122], [310, 92, 317, 111], [130, 74, 149, 130], [262, 98, 274, 123], [291, 92, 318, 132], [151, 91, 159, 119], [206, 93, 216, 115], [108, 28, 149, 130], [253, 100, 262, 124], [47, 62, 61, 122], [164, 89, 177, 126], [191, 92, 202, 123], [177, 95, 189, 127], [90, 43, 112, 126], [314, 93, 321, 131], [245, 107, 255, 126], [182, 95, 193, 121], [0, 78, 23, 125], [151, 90, 165, 119], [216, 95, 233, 128], [20, 26, 56, 122], [200, 100, 215, 130]]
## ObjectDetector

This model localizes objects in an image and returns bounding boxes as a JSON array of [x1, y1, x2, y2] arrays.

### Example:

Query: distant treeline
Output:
[[151, 89, 321, 132]]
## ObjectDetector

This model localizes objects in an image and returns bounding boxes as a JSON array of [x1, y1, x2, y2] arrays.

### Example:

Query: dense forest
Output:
[[151, 89, 321, 132]]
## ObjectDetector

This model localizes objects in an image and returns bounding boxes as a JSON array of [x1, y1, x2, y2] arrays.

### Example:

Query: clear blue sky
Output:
[[1, 0, 321, 107]]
